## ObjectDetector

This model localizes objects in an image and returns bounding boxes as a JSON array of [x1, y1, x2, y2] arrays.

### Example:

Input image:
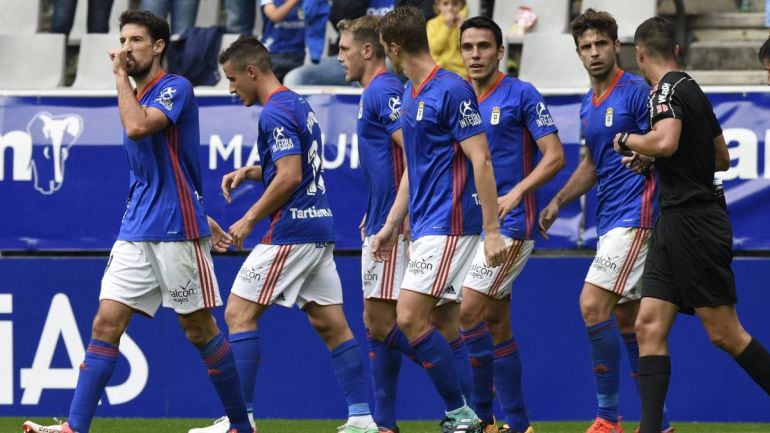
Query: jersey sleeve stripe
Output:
[[261, 209, 282, 245], [522, 130, 536, 239], [451, 142, 466, 235], [165, 125, 200, 239]]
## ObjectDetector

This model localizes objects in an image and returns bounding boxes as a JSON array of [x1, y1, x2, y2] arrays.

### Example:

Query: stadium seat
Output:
[[581, 0, 657, 42], [518, 32, 588, 89], [493, 0, 570, 39], [0, 34, 66, 89], [205, 33, 242, 89], [69, 0, 131, 44], [0, 0, 39, 33], [195, 0, 221, 28], [72, 34, 122, 89]]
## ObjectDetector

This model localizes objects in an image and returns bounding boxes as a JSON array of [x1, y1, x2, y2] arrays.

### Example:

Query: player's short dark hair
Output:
[[570, 8, 618, 45], [378, 6, 430, 55], [460, 16, 503, 49], [218, 35, 273, 74], [338, 15, 385, 59], [759, 37, 770, 62], [634, 16, 677, 60], [119, 10, 170, 58]]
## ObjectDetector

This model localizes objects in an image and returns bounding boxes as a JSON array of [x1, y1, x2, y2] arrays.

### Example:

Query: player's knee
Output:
[[396, 310, 425, 338], [365, 312, 394, 341], [579, 297, 609, 326], [459, 304, 483, 330], [91, 313, 126, 344]]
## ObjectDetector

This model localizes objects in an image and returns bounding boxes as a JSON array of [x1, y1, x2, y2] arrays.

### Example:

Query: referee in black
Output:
[[611, 17, 770, 433]]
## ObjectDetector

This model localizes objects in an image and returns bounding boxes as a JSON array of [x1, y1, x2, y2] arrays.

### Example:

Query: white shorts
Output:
[[463, 237, 534, 299], [362, 234, 408, 301], [100, 238, 222, 317], [585, 227, 651, 303], [400, 235, 479, 304], [231, 242, 343, 309]]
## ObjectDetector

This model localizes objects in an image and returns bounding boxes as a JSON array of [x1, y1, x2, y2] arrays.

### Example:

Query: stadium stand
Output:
[[518, 32, 588, 89], [581, 0, 656, 42], [195, 0, 221, 28], [0, 0, 40, 33], [71, 33, 122, 89], [68, 0, 131, 44], [208, 32, 243, 88], [0, 33, 66, 89]]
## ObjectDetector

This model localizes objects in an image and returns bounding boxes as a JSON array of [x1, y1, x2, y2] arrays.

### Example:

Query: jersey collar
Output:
[[592, 69, 624, 107]]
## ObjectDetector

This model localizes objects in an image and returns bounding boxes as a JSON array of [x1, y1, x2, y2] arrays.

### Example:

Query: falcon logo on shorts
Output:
[[459, 100, 482, 128], [170, 280, 195, 304], [408, 258, 433, 274], [388, 96, 401, 122], [592, 255, 618, 272], [468, 262, 493, 278], [155, 86, 176, 111], [238, 266, 262, 283]]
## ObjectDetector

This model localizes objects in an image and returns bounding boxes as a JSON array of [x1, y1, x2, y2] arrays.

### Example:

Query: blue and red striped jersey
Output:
[[580, 70, 658, 235], [401, 66, 486, 239], [257, 87, 335, 245], [357, 69, 404, 236], [478, 73, 558, 240], [118, 72, 210, 241]]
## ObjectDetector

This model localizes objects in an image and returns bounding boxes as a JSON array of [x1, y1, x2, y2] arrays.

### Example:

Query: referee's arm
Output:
[[613, 117, 680, 158], [714, 134, 730, 171]]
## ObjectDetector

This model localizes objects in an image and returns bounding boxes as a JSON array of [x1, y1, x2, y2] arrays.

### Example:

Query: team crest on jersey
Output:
[[271, 126, 294, 152], [490, 106, 501, 125], [357, 99, 364, 120], [416, 101, 425, 121], [459, 100, 482, 128], [388, 96, 401, 122], [155, 86, 176, 111], [605, 107, 613, 127]]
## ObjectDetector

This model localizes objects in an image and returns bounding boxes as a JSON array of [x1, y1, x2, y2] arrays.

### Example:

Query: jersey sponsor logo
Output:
[[169, 280, 195, 304], [490, 106, 501, 125], [357, 99, 364, 120], [271, 126, 294, 152], [605, 107, 614, 127], [655, 104, 669, 114], [306, 111, 319, 133], [535, 101, 554, 127], [155, 86, 176, 111], [591, 255, 618, 272], [363, 271, 379, 287], [237, 266, 262, 283], [444, 285, 456, 294], [459, 99, 482, 128], [289, 206, 333, 219], [388, 96, 401, 122], [0, 111, 83, 195], [416, 101, 425, 121], [657, 82, 671, 103]]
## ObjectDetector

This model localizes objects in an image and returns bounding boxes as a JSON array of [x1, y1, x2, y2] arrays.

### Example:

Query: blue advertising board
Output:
[[2, 89, 768, 251]]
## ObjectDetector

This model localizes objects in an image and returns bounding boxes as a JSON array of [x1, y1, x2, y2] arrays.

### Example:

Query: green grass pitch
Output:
[[5, 418, 770, 433]]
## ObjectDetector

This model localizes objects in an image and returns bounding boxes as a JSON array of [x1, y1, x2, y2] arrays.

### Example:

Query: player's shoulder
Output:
[[159, 73, 194, 92], [433, 68, 471, 89], [616, 71, 651, 94], [368, 72, 404, 96]]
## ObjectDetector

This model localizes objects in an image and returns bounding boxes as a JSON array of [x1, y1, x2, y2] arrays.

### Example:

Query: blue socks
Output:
[[587, 319, 620, 424], [368, 332, 401, 430], [449, 334, 472, 403], [199, 333, 251, 433], [493, 337, 529, 432], [330, 339, 372, 417], [386, 325, 420, 365], [623, 332, 670, 431], [462, 322, 495, 425], [410, 327, 465, 412], [230, 330, 261, 414], [67, 339, 118, 433]]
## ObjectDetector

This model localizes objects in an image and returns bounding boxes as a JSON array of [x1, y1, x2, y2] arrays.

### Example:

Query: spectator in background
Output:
[[396, 0, 436, 20], [51, 0, 116, 35], [141, 0, 199, 35], [283, 0, 382, 86], [427, 0, 467, 77], [225, 0, 257, 35], [260, 0, 306, 83]]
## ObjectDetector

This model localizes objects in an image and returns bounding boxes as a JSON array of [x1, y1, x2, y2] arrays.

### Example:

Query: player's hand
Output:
[[208, 217, 233, 253], [228, 217, 256, 251], [483, 231, 507, 268], [497, 189, 522, 221], [108, 47, 129, 76], [613, 132, 634, 156], [621, 152, 655, 175], [371, 223, 398, 262], [221, 168, 247, 204], [538, 201, 560, 240], [359, 214, 366, 242]]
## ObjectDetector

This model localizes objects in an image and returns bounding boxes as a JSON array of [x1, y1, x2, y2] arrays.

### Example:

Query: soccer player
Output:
[[537, 9, 671, 433], [618, 17, 770, 433], [458, 16, 565, 433], [190, 36, 378, 433], [23, 10, 253, 433], [337, 15, 407, 433], [372, 6, 508, 433]]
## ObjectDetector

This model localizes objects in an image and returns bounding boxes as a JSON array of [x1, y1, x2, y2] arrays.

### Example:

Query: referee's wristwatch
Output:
[[617, 132, 631, 153]]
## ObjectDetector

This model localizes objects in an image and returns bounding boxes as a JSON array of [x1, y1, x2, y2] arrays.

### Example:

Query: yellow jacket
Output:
[[426, 6, 468, 77]]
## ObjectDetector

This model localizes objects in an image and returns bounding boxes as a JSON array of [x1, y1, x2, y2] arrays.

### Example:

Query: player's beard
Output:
[[127, 57, 154, 81]]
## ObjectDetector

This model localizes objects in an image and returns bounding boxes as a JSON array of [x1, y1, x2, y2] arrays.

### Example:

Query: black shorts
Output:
[[642, 203, 737, 314]]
